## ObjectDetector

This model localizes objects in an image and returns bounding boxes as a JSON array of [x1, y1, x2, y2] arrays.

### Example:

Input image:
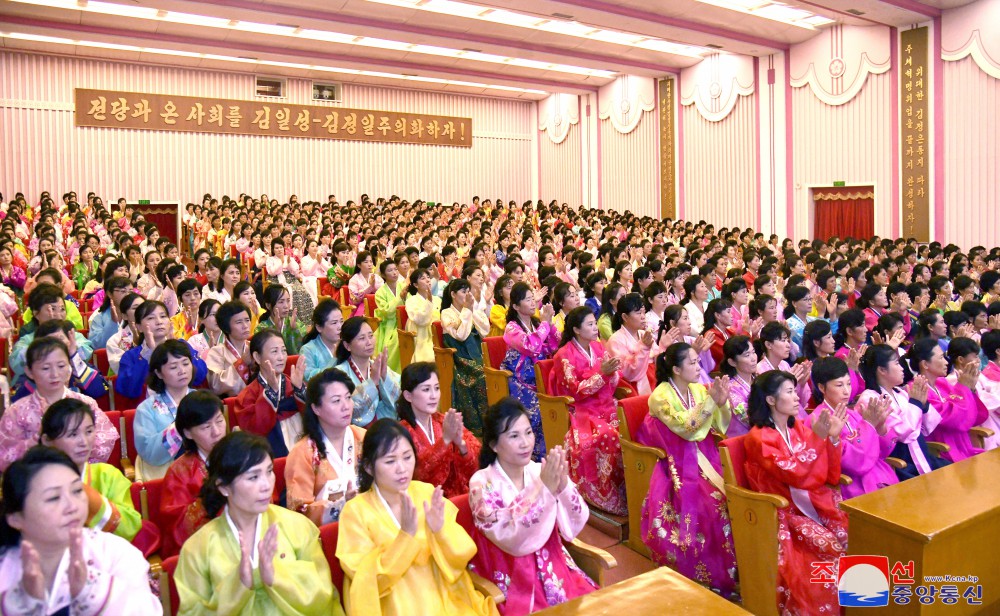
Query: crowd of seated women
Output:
[[0, 188, 999, 615]]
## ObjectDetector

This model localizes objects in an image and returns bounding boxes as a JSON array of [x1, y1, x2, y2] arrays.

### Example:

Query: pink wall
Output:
[[598, 76, 659, 218], [679, 54, 758, 229], [0, 50, 533, 204], [942, 0, 1000, 248], [538, 93, 584, 206], [789, 26, 894, 240]]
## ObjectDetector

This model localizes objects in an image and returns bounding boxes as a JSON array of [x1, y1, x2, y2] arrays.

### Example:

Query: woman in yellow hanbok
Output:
[[175, 431, 342, 616], [336, 419, 498, 616]]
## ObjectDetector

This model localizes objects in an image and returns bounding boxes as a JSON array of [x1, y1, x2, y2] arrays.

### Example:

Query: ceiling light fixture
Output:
[[0, 30, 547, 93], [363, 0, 711, 57], [695, 0, 835, 28], [7, 0, 614, 77]]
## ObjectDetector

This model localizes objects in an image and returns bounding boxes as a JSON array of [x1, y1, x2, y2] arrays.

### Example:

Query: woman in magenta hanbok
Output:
[[907, 337, 988, 462], [974, 330, 1000, 450], [501, 282, 560, 460], [637, 342, 738, 599], [468, 399, 597, 615], [547, 307, 626, 516], [808, 357, 898, 498]]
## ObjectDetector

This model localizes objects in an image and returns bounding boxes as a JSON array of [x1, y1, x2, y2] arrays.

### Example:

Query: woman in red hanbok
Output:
[[744, 369, 850, 616], [160, 391, 227, 557], [546, 307, 626, 516], [468, 399, 596, 615], [397, 362, 481, 498]]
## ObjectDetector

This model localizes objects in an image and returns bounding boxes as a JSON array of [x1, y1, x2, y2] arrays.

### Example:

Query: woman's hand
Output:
[[400, 493, 419, 536], [600, 354, 621, 375], [260, 359, 282, 391], [19, 540, 44, 600], [846, 344, 866, 373], [289, 355, 306, 390], [709, 376, 731, 407], [258, 524, 279, 587], [442, 409, 463, 447], [539, 303, 554, 323], [67, 527, 89, 599], [423, 486, 446, 534], [908, 374, 929, 404], [958, 362, 981, 390], [860, 395, 891, 435], [826, 402, 848, 440], [238, 529, 254, 589], [640, 328, 655, 347], [540, 446, 569, 495]]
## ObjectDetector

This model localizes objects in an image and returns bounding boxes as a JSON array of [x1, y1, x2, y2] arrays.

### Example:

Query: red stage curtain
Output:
[[813, 186, 875, 241], [135, 203, 180, 247]]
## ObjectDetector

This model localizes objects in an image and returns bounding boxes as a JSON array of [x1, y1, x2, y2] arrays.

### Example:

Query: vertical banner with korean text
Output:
[[899, 27, 930, 242], [658, 78, 677, 221]]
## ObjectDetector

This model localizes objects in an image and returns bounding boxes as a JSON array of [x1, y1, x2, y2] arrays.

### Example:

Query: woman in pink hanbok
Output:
[[607, 293, 655, 396], [300, 239, 331, 308], [637, 342, 738, 599], [720, 335, 757, 437], [974, 330, 1000, 450], [908, 337, 988, 462], [264, 236, 314, 319], [546, 307, 626, 516], [857, 344, 949, 480], [468, 399, 597, 615], [808, 357, 899, 498], [347, 251, 382, 317]]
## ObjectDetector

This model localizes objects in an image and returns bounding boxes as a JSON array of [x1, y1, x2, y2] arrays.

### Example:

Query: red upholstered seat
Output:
[[719, 436, 750, 488], [223, 396, 237, 431], [319, 522, 344, 595], [101, 410, 123, 472], [431, 321, 445, 347], [160, 555, 181, 616], [618, 394, 651, 441], [364, 294, 376, 318], [482, 336, 507, 369], [536, 358, 555, 395], [272, 456, 287, 503], [121, 408, 139, 466]]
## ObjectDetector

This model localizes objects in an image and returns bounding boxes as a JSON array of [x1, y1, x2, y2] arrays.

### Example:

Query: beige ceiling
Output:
[[0, 0, 972, 100]]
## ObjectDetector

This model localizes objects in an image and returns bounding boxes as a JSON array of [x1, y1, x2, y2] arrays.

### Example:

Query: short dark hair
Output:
[[479, 397, 531, 469], [199, 432, 272, 518], [176, 390, 226, 454], [147, 339, 195, 394], [357, 419, 415, 493]]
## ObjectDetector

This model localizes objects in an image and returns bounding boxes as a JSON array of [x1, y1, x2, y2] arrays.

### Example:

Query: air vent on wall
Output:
[[462, 48, 483, 53], [551, 12, 575, 19], [255, 76, 285, 98], [312, 81, 342, 102], [846, 9, 866, 15], [705, 43, 723, 49]]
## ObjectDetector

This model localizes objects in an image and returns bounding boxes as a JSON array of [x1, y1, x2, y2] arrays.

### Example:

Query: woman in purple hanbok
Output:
[[501, 282, 560, 460], [720, 335, 758, 437], [637, 342, 738, 599]]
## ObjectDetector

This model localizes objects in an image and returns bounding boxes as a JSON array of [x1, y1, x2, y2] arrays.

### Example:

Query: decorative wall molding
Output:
[[790, 25, 891, 106], [679, 54, 755, 122], [538, 93, 580, 144], [942, 0, 1000, 78], [598, 75, 655, 134], [0, 98, 75, 111], [943, 30, 1000, 79]]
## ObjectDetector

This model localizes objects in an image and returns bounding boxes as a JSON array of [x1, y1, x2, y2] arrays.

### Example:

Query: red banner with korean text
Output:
[[73, 88, 472, 148]]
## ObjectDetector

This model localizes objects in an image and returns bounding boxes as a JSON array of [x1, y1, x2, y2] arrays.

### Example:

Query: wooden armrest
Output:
[[470, 571, 505, 605], [121, 458, 135, 481], [483, 366, 513, 378], [725, 484, 789, 509], [839, 474, 853, 486], [885, 457, 907, 470], [614, 386, 634, 400], [710, 430, 725, 447], [565, 538, 617, 587], [926, 441, 950, 456], [619, 438, 666, 460], [537, 392, 575, 406], [970, 427, 995, 438], [433, 346, 457, 356]]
